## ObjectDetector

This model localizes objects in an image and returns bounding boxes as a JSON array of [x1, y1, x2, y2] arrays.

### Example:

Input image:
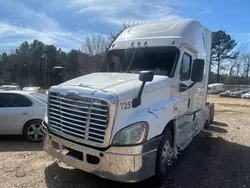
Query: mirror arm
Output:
[[180, 82, 196, 92], [132, 81, 146, 108], [187, 82, 196, 89]]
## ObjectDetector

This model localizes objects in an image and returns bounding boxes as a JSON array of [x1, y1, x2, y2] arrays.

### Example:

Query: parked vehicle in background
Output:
[[229, 91, 239, 98], [0, 85, 20, 91], [219, 90, 231, 97], [241, 91, 250, 99], [43, 19, 214, 182], [230, 90, 249, 98], [23, 86, 41, 92], [0, 91, 47, 142], [207, 83, 224, 94]]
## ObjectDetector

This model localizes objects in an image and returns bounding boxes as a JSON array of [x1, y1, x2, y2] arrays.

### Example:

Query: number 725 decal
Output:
[[120, 101, 132, 110]]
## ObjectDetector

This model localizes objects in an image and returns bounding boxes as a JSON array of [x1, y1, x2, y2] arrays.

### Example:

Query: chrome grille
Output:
[[48, 92, 109, 143]]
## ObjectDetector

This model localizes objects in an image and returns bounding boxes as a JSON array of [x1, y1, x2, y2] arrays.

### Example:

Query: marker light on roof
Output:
[[137, 41, 141, 46], [144, 41, 148, 46], [172, 40, 175, 45], [131, 42, 134, 47]]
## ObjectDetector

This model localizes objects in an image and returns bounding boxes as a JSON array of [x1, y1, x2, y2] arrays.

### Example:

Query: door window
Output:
[[180, 53, 192, 81], [0, 93, 32, 107]]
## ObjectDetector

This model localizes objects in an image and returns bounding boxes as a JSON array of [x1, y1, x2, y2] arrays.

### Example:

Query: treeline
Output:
[[0, 24, 250, 87], [211, 30, 250, 84], [0, 41, 104, 87], [209, 72, 250, 85], [0, 23, 130, 88]]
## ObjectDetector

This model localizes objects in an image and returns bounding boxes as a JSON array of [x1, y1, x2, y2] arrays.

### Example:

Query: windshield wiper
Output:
[[126, 48, 137, 72]]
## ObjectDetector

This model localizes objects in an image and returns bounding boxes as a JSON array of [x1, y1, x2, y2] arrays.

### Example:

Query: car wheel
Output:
[[155, 128, 174, 183], [23, 120, 43, 142]]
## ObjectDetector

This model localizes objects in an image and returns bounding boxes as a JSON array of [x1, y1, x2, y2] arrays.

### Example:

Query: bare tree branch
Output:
[[83, 35, 108, 55]]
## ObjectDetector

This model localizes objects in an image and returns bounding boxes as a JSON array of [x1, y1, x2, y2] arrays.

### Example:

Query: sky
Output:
[[0, 0, 250, 53]]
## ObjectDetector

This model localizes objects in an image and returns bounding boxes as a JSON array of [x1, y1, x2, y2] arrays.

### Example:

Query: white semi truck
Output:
[[42, 19, 215, 182]]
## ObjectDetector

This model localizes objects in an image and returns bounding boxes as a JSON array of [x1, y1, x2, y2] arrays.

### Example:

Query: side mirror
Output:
[[191, 59, 205, 82], [139, 71, 154, 82], [132, 71, 154, 108]]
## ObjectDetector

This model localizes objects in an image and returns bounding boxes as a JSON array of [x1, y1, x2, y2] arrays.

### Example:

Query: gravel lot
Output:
[[0, 95, 250, 188]]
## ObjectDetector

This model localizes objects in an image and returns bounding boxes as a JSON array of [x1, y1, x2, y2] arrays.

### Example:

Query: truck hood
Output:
[[61, 72, 171, 100]]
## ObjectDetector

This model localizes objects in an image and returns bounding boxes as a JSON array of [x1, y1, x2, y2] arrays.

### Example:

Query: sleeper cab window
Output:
[[180, 53, 192, 81]]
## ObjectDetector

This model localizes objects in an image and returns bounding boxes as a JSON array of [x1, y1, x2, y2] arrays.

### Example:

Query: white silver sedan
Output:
[[241, 92, 250, 99], [0, 91, 47, 142]]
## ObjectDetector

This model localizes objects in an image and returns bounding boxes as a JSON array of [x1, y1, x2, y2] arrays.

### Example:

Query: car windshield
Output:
[[99, 47, 179, 76], [29, 92, 47, 103]]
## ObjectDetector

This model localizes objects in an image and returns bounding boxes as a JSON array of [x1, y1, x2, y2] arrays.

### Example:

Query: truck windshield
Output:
[[99, 47, 179, 76]]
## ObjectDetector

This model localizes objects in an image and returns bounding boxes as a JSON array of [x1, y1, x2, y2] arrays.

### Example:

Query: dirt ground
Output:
[[0, 95, 250, 188]]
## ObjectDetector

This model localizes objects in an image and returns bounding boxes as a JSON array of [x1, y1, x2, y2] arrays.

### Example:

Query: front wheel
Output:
[[23, 120, 43, 142], [155, 128, 174, 182]]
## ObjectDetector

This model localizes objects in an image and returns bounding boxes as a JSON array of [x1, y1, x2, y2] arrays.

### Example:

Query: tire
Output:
[[204, 103, 213, 129], [23, 120, 43, 142], [210, 103, 214, 123], [155, 128, 174, 183], [204, 103, 212, 129], [204, 118, 211, 129]]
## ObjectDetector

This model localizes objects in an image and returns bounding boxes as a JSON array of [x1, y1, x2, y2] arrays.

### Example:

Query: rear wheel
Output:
[[210, 103, 215, 123], [204, 103, 214, 128], [155, 128, 174, 182], [23, 120, 43, 142], [204, 119, 211, 128]]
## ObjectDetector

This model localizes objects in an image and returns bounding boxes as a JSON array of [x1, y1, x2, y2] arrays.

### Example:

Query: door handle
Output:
[[22, 112, 28, 115], [187, 98, 190, 108]]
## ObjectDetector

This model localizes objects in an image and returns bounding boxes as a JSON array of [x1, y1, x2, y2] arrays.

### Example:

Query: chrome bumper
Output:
[[42, 122, 162, 182]]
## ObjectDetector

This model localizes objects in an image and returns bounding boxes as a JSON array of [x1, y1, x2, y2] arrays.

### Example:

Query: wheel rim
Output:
[[27, 123, 42, 141], [160, 140, 174, 172]]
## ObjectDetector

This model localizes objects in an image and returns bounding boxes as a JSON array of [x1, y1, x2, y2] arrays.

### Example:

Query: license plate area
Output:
[[51, 139, 101, 165], [63, 146, 84, 161]]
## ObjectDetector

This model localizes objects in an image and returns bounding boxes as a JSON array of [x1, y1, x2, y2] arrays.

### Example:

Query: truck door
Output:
[[174, 48, 199, 148], [179, 50, 197, 115]]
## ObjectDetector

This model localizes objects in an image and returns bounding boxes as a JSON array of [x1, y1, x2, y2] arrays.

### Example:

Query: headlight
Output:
[[112, 122, 149, 145], [44, 109, 48, 123]]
